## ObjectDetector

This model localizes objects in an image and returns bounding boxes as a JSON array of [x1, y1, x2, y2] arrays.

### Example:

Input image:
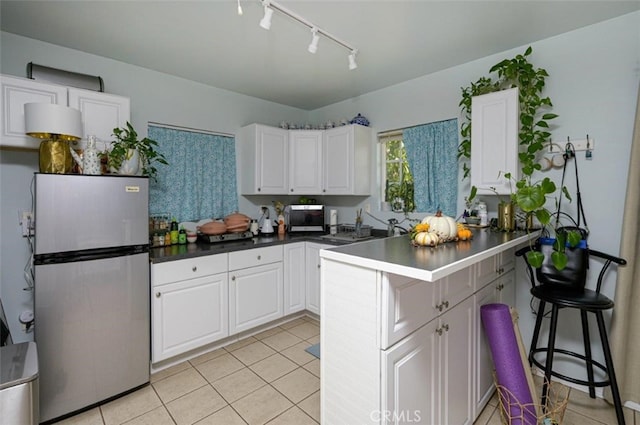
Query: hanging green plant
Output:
[[458, 47, 580, 271]]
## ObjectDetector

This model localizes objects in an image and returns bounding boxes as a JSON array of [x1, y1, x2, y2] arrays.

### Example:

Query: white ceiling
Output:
[[2, 1, 639, 110]]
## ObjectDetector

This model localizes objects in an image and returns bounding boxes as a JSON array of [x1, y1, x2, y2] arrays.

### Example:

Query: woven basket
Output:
[[494, 376, 571, 425]]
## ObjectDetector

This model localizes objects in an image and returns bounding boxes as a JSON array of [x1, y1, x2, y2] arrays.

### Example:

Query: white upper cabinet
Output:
[[1, 74, 130, 151], [68, 88, 130, 150], [237, 123, 373, 196], [237, 124, 289, 195], [289, 130, 323, 194], [470, 87, 519, 195], [323, 125, 372, 195], [1, 75, 67, 149]]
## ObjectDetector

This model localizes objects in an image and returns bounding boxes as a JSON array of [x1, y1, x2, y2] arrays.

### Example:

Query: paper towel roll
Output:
[[330, 210, 337, 226]]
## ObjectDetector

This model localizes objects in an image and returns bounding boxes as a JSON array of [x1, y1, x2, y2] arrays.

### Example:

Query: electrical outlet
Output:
[[365, 203, 371, 213], [19, 211, 34, 237]]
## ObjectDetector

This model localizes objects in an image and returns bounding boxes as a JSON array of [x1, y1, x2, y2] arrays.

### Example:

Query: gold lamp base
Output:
[[39, 139, 73, 174]]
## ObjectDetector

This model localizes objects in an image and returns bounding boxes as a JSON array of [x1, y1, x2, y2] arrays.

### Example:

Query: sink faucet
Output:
[[387, 218, 398, 236]]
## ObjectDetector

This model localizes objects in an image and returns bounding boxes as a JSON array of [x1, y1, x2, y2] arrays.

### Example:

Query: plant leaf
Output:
[[567, 231, 582, 247], [551, 251, 568, 270], [527, 250, 544, 268]]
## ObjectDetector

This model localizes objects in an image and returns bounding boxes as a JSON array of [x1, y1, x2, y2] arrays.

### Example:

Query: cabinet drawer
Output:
[[152, 254, 228, 286], [228, 246, 283, 271], [380, 273, 438, 349]]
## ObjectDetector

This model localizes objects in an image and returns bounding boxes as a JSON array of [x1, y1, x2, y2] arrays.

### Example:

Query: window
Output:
[[380, 132, 415, 213], [148, 124, 239, 222], [379, 119, 459, 216]]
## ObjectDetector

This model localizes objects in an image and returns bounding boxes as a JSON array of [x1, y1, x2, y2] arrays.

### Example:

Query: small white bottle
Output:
[[477, 201, 488, 226]]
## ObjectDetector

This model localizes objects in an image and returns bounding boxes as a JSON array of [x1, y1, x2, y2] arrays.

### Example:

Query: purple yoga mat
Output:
[[481, 303, 536, 425]]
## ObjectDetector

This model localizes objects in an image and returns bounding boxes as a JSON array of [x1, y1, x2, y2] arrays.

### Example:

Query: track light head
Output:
[[237, 0, 243, 16], [348, 49, 358, 70], [308, 28, 320, 54], [260, 1, 273, 30]]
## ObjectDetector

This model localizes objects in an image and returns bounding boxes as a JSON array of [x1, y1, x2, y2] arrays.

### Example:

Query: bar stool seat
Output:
[[516, 246, 627, 425]]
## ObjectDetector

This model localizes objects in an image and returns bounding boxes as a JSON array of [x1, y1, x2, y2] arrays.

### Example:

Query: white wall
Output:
[[1, 9, 638, 367]]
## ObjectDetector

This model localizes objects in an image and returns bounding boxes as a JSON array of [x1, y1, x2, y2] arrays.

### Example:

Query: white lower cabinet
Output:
[[283, 243, 306, 315], [322, 250, 517, 425], [229, 246, 284, 334], [151, 254, 228, 363], [382, 296, 474, 425], [305, 242, 332, 315]]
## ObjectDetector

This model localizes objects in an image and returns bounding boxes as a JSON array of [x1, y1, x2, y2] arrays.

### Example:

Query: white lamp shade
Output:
[[24, 103, 83, 141]]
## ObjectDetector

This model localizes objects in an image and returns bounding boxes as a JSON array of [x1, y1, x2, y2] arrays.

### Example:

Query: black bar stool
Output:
[[516, 245, 627, 425]]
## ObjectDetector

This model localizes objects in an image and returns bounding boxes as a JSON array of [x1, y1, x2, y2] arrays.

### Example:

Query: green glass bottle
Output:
[[170, 217, 179, 245], [178, 225, 187, 245]]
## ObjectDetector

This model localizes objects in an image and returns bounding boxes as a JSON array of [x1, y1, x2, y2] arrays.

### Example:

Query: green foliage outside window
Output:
[[384, 139, 415, 213]]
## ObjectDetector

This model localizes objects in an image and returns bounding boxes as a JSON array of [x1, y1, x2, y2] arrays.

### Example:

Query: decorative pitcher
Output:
[[70, 135, 102, 175]]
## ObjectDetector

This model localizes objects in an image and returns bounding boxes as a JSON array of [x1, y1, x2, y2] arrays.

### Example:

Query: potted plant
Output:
[[459, 47, 581, 270], [107, 122, 168, 181]]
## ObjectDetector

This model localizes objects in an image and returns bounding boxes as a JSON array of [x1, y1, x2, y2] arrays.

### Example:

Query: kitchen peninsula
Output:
[[319, 229, 533, 425]]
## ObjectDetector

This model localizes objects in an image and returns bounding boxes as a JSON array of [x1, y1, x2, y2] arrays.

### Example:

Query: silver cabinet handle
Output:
[[258, 187, 261, 192], [231, 276, 236, 281], [436, 327, 443, 336], [257, 255, 261, 260], [192, 266, 197, 272], [436, 300, 450, 312], [317, 264, 321, 269], [155, 292, 161, 298], [291, 189, 294, 192], [443, 324, 449, 332]]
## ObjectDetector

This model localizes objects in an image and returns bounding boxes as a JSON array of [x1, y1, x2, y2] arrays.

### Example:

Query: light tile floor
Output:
[[58, 316, 320, 425], [56, 314, 638, 425]]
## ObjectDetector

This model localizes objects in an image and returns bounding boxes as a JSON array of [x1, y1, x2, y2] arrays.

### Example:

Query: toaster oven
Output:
[[288, 205, 325, 232]]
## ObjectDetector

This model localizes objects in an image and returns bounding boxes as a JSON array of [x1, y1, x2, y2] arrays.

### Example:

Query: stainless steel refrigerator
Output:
[[33, 173, 150, 423]]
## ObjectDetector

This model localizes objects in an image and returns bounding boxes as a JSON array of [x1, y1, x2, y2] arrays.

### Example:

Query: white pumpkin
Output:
[[421, 210, 458, 241], [413, 231, 439, 247]]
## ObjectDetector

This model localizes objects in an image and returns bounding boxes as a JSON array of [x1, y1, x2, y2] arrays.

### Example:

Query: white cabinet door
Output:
[[237, 124, 289, 195], [1, 74, 67, 149], [497, 269, 516, 307], [284, 243, 306, 315], [439, 267, 474, 313], [229, 262, 284, 334], [323, 125, 372, 195], [68, 88, 130, 150], [152, 272, 229, 362], [439, 295, 474, 425], [289, 130, 323, 195], [305, 242, 331, 315], [471, 87, 519, 195], [382, 319, 439, 425]]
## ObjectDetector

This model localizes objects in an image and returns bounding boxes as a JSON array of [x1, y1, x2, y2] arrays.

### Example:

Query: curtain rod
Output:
[[378, 117, 459, 138], [148, 121, 234, 138]]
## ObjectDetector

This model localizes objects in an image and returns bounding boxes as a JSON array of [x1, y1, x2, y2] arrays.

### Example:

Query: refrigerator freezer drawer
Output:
[[35, 174, 149, 255], [34, 252, 150, 422]]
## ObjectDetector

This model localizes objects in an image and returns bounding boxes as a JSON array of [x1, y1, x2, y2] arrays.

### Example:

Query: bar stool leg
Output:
[[581, 310, 596, 398], [595, 311, 625, 425], [542, 304, 559, 409], [529, 300, 546, 365]]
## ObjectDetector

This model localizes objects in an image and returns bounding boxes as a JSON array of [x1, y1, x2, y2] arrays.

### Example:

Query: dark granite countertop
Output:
[[150, 230, 389, 263]]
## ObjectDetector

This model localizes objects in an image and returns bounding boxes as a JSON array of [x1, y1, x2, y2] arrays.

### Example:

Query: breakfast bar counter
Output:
[[319, 228, 533, 425], [321, 228, 532, 282]]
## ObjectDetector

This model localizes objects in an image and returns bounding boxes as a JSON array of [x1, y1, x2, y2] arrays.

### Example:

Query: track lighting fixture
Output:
[[244, 0, 359, 70], [259, 0, 273, 30], [348, 50, 358, 70], [308, 28, 320, 54]]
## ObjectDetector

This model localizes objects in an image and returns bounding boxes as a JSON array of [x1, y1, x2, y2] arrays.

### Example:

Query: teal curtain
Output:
[[148, 125, 238, 221], [403, 119, 458, 216]]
